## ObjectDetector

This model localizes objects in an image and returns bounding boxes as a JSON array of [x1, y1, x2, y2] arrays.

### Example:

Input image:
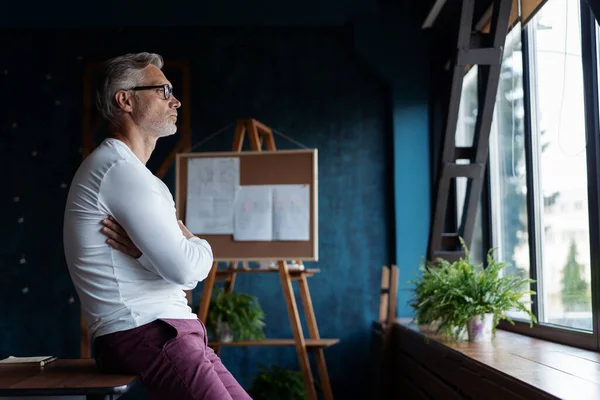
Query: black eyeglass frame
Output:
[[128, 84, 173, 100]]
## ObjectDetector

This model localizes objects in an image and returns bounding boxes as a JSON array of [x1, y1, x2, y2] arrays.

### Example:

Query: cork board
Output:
[[175, 149, 318, 261]]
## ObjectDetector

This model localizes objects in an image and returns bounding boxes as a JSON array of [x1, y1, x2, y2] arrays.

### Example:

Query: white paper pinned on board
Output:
[[185, 157, 240, 234], [233, 184, 310, 241], [234, 185, 273, 241], [273, 184, 310, 241]]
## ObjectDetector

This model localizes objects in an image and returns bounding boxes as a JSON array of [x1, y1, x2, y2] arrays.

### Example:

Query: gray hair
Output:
[[96, 52, 164, 125]]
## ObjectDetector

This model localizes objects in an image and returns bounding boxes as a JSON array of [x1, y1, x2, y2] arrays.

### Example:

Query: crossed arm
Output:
[[101, 216, 194, 259], [98, 160, 213, 286]]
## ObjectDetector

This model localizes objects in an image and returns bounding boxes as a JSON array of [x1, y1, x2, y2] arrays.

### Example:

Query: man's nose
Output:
[[171, 95, 181, 109]]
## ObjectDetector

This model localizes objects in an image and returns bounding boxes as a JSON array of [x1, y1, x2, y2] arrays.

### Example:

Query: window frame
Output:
[[491, 0, 600, 351], [580, 0, 600, 347]]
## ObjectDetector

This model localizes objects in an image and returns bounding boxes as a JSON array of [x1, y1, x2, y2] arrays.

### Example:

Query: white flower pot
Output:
[[216, 319, 233, 343], [467, 313, 495, 342]]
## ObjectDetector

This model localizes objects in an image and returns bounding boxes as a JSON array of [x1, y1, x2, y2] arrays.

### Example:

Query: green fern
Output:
[[247, 365, 307, 400], [206, 287, 266, 341], [409, 238, 536, 339]]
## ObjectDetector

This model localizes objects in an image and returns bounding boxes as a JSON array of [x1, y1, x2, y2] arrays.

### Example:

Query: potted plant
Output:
[[409, 257, 467, 340], [206, 287, 266, 342], [410, 238, 536, 342], [247, 364, 307, 400], [410, 258, 444, 333]]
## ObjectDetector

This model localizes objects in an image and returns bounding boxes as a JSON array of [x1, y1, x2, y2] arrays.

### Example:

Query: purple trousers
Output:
[[93, 318, 252, 400]]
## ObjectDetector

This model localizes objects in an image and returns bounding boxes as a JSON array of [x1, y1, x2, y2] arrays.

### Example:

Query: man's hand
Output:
[[178, 220, 195, 239], [101, 216, 142, 259]]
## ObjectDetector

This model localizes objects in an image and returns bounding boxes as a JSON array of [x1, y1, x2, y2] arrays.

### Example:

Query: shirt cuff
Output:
[[189, 237, 213, 256]]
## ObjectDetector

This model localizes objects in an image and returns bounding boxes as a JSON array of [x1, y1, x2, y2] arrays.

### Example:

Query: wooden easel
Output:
[[193, 119, 337, 400]]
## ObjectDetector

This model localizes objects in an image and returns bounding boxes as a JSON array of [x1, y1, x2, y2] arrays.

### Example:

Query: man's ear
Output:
[[114, 90, 134, 113]]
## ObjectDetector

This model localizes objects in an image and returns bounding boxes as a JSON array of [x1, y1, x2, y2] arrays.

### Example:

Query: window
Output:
[[528, 0, 592, 330], [487, 0, 596, 337], [489, 23, 533, 319], [433, 0, 600, 350]]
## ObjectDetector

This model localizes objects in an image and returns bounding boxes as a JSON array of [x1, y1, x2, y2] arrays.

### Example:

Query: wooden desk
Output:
[[0, 359, 138, 400]]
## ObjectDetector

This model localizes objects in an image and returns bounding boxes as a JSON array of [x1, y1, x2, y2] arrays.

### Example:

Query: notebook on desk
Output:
[[0, 355, 57, 366]]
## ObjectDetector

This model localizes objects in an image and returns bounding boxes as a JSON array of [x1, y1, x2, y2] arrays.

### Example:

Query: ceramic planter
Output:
[[467, 313, 494, 342], [215, 318, 233, 343]]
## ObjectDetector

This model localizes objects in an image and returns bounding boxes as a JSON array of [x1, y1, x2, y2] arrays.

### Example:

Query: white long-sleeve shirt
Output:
[[63, 138, 213, 341]]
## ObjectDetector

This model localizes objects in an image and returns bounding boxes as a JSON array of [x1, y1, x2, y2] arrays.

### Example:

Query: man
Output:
[[63, 52, 251, 400]]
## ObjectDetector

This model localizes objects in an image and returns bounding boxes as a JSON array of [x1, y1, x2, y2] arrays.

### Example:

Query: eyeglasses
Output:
[[128, 84, 173, 100]]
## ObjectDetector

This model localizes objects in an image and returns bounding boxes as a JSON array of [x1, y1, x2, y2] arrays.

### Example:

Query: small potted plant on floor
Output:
[[410, 238, 536, 342], [206, 287, 266, 342], [247, 364, 307, 400]]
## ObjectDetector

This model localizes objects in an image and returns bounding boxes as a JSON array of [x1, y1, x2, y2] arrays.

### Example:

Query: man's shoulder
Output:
[[71, 142, 141, 186], [87, 142, 142, 172]]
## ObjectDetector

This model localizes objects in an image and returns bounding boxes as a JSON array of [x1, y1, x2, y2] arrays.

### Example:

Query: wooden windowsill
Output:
[[396, 318, 600, 399]]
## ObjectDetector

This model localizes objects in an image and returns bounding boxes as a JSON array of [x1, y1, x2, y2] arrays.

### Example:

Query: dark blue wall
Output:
[[0, 4, 430, 399], [353, 8, 431, 318]]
